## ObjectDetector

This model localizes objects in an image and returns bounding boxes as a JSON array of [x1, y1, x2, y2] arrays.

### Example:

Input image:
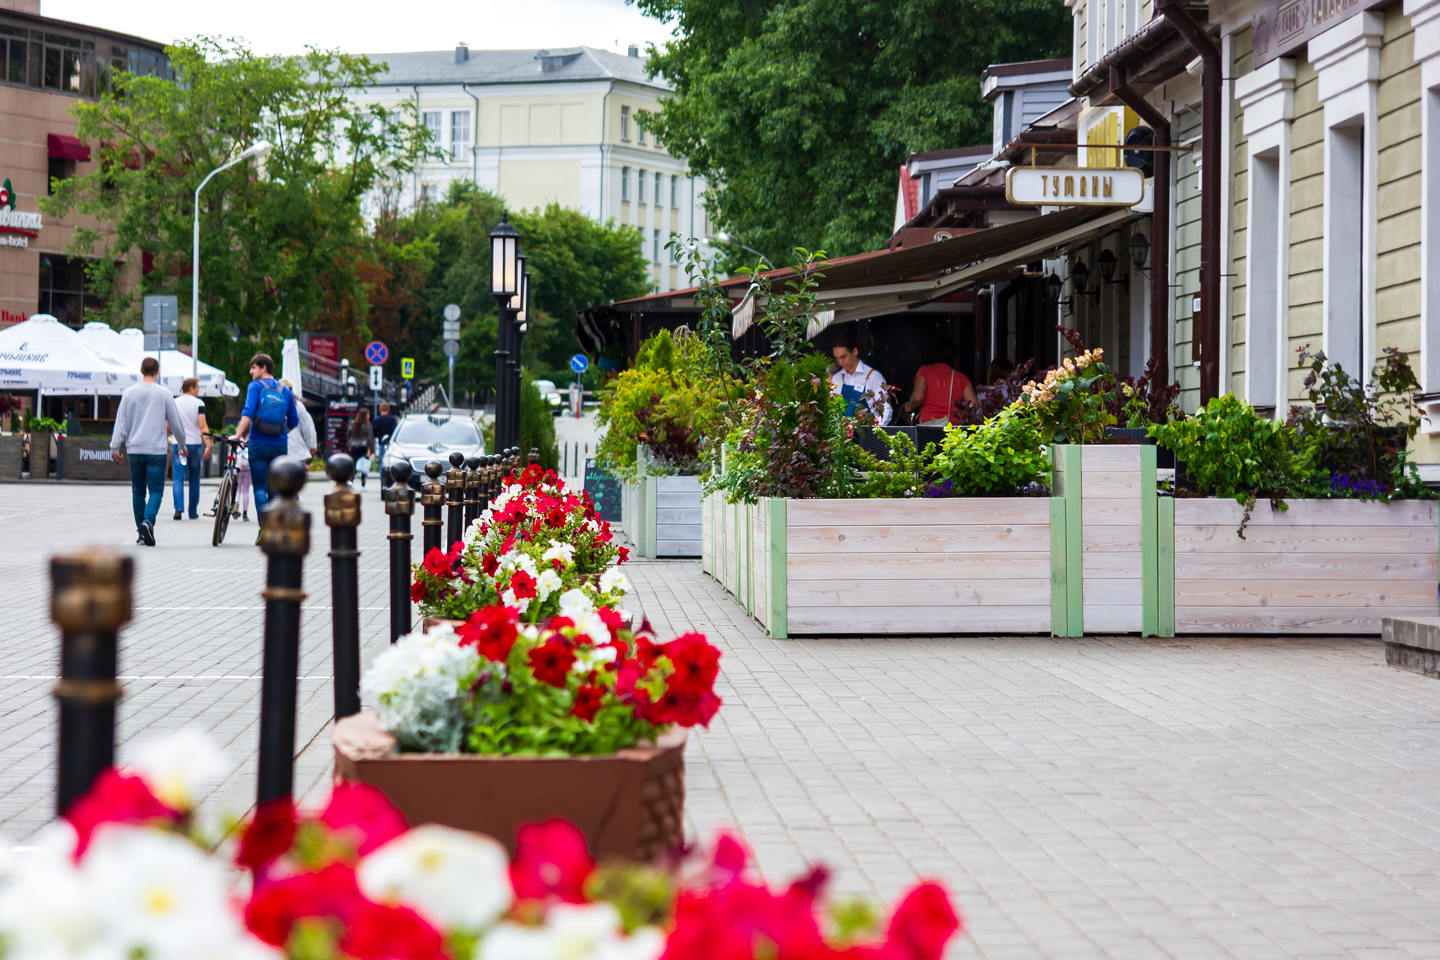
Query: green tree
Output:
[[632, 0, 1070, 257], [43, 38, 430, 379]]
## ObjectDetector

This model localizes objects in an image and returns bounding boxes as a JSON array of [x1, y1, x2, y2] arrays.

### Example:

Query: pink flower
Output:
[[510, 819, 594, 903]]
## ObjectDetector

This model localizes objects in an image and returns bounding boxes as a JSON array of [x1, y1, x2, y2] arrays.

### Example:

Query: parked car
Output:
[[380, 414, 485, 488], [531, 379, 564, 416]]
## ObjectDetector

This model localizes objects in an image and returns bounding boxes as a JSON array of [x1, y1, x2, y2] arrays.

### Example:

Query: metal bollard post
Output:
[[421, 461, 445, 556], [464, 456, 482, 528], [52, 549, 131, 815], [385, 461, 415, 643], [445, 451, 466, 549], [324, 453, 362, 721], [256, 458, 310, 807], [528, 446, 540, 466]]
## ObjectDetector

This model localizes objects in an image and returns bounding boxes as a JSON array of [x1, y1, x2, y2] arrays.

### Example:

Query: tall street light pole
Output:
[[506, 255, 526, 451], [192, 139, 271, 379], [488, 213, 520, 452], [711, 231, 771, 267], [512, 269, 530, 451]]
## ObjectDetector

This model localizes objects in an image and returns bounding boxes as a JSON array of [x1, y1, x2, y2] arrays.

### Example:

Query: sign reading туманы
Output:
[[1005, 166, 1145, 207]]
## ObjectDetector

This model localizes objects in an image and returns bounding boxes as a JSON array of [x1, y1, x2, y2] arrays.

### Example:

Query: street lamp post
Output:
[[506, 256, 526, 450], [712, 231, 771, 267], [192, 140, 271, 379], [488, 213, 520, 452], [511, 269, 529, 449]]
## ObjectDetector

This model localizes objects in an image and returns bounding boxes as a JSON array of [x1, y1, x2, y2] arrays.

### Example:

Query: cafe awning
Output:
[[47, 134, 91, 162]]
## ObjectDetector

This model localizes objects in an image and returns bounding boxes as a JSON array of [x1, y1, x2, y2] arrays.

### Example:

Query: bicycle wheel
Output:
[[212, 475, 233, 546]]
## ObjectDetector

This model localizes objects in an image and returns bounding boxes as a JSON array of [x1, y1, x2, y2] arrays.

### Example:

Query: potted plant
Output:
[[334, 606, 721, 862], [25, 415, 64, 479]]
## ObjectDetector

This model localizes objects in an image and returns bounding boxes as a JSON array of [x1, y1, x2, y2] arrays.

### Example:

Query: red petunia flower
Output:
[[245, 861, 364, 946], [617, 545, 631, 563], [664, 632, 722, 697], [410, 579, 427, 602], [570, 684, 605, 722], [64, 770, 183, 859], [421, 547, 453, 578], [319, 782, 408, 856], [236, 797, 298, 871], [480, 552, 499, 577], [528, 637, 576, 687], [884, 881, 961, 960], [509, 569, 538, 600], [597, 607, 625, 641], [342, 899, 451, 960], [458, 605, 520, 663], [510, 819, 594, 903]]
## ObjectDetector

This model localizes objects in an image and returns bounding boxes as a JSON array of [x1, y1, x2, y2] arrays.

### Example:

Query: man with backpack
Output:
[[232, 352, 299, 512]]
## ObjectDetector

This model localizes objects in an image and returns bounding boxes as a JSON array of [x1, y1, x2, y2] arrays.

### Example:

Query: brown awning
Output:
[[47, 134, 91, 161]]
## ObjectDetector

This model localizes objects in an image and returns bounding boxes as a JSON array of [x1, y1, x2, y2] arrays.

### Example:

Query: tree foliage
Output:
[[632, 0, 1071, 256], [43, 38, 431, 378]]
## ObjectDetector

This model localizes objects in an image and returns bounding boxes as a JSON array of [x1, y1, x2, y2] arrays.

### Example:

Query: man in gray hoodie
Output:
[[110, 356, 190, 546]]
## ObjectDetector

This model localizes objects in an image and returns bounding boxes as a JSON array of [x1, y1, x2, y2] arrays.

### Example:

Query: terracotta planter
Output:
[[332, 711, 686, 861]]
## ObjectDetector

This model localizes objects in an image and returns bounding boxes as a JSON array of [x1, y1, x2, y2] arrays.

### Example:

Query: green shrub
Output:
[[517, 379, 558, 470], [929, 408, 1050, 496]]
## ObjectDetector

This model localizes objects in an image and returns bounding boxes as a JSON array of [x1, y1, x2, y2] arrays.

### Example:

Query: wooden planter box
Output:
[[333, 711, 686, 861], [624, 476, 702, 558], [1168, 498, 1439, 634], [0, 435, 22, 480]]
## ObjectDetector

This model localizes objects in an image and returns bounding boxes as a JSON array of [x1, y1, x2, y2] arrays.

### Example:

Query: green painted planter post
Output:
[[643, 476, 658, 559], [768, 497, 787, 638], [1141, 446, 1159, 636], [1050, 444, 1084, 637]]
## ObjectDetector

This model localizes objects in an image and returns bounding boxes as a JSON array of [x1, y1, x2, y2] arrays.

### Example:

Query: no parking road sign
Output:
[[364, 340, 388, 365]]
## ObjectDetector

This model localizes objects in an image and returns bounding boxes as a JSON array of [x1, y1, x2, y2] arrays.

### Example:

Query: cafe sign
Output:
[[0, 179, 41, 250], [1253, 0, 1387, 66], [1005, 166, 1146, 207]]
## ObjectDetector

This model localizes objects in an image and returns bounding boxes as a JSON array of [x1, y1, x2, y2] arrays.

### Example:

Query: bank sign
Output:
[[1005, 166, 1146, 207], [0, 179, 42, 249]]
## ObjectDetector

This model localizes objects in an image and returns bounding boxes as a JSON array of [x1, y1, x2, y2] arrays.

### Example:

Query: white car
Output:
[[531, 379, 564, 416]]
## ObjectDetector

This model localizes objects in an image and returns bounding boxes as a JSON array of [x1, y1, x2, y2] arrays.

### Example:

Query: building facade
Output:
[[353, 44, 709, 294], [0, 0, 167, 330]]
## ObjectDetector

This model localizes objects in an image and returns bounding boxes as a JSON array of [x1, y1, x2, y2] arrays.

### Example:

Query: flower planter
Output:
[[1167, 498, 1439, 634], [623, 446, 702, 559], [0, 434, 22, 480], [332, 711, 686, 861]]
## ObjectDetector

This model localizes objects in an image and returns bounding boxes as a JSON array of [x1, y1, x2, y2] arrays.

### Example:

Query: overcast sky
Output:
[[43, 0, 676, 56]]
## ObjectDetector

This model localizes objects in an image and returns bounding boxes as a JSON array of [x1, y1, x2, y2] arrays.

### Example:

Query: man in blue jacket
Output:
[[232, 352, 299, 512]]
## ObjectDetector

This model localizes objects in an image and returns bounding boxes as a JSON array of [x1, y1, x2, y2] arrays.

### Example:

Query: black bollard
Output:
[[529, 446, 540, 467], [445, 451, 466, 549], [52, 549, 131, 815], [324, 454, 362, 721], [385, 461, 416, 643], [421, 461, 445, 556], [464, 456, 483, 528], [256, 458, 310, 807]]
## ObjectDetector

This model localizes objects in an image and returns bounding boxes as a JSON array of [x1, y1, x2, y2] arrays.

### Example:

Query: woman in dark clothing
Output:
[[348, 408, 374, 488]]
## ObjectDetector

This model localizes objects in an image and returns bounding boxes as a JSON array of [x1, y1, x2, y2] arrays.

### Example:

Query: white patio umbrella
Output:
[[0, 314, 140, 396], [280, 337, 304, 401], [78, 322, 239, 397]]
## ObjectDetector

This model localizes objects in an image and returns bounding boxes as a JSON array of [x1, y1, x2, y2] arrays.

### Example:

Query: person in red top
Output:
[[902, 337, 977, 425]]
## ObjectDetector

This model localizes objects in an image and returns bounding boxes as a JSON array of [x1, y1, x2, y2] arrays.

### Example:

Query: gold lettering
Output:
[[1102, 177, 1113, 198], [1051, 175, 1060, 196], [1064, 175, 1074, 196]]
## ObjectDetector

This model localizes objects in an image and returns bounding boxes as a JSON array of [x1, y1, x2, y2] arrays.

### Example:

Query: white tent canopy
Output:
[[0, 314, 140, 396], [77, 322, 239, 397]]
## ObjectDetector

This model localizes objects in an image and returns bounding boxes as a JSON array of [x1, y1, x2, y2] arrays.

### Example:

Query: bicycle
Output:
[[208, 437, 247, 546]]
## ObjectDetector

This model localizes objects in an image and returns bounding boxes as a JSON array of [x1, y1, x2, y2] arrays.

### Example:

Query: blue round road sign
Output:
[[365, 341, 388, 365], [569, 353, 589, 374]]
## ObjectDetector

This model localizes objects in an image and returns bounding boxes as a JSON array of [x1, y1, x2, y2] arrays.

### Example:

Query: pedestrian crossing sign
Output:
[[401, 357, 414, 380]]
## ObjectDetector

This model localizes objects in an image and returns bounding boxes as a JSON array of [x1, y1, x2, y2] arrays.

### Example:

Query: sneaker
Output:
[[189, 514, 199, 520], [173, 510, 182, 521], [139, 522, 155, 546], [136, 535, 145, 545], [242, 511, 250, 521]]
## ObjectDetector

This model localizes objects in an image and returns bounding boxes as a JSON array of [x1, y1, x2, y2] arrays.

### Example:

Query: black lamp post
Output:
[[505, 256, 526, 450], [511, 268, 529, 448], [489, 213, 520, 451]]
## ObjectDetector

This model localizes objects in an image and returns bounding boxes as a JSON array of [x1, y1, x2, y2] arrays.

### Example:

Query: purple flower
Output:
[[923, 479, 956, 498]]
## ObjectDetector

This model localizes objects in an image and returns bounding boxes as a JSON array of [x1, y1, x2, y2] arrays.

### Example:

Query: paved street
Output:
[[3, 479, 1440, 958]]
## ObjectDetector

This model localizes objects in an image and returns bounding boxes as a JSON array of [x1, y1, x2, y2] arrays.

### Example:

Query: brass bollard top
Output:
[[445, 450, 466, 487], [420, 460, 446, 507], [259, 458, 311, 556], [385, 461, 416, 516], [51, 549, 133, 634], [324, 453, 361, 528]]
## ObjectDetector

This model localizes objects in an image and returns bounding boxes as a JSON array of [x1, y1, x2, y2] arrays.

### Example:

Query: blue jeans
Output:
[[249, 443, 287, 512], [172, 443, 202, 516], [128, 453, 166, 531]]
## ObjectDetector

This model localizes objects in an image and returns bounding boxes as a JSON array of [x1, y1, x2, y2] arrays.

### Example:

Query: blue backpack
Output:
[[254, 379, 288, 437]]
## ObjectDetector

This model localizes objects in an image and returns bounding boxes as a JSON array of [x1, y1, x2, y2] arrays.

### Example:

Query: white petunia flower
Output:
[[541, 542, 576, 566], [500, 589, 531, 615], [535, 569, 563, 600], [124, 728, 226, 812], [572, 643, 618, 675], [357, 825, 511, 931], [598, 567, 630, 597], [558, 589, 594, 619]]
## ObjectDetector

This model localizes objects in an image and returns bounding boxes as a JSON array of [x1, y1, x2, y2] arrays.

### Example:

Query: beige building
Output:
[[354, 44, 710, 293], [0, 0, 167, 330]]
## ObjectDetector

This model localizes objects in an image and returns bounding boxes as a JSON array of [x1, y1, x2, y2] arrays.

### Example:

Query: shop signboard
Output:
[[325, 398, 358, 455], [1253, 0, 1388, 66], [1005, 166, 1145, 207], [0, 179, 42, 250], [304, 333, 342, 378]]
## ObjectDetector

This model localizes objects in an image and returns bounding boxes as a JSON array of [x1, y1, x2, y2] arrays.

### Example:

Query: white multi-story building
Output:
[[353, 43, 709, 293]]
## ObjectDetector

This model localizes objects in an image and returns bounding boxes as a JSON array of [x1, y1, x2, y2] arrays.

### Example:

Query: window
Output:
[[419, 183, 435, 204], [621, 166, 631, 202], [422, 111, 443, 155], [653, 229, 661, 264], [670, 174, 678, 209], [637, 122, 645, 146], [1325, 124, 1365, 378], [38, 254, 98, 328], [0, 20, 168, 97], [654, 171, 662, 206], [1247, 152, 1283, 411], [620, 105, 631, 141], [638, 168, 646, 204], [449, 111, 471, 162], [47, 156, 76, 195]]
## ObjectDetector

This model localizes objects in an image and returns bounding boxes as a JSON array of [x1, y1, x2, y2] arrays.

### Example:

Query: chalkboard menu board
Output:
[[325, 399, 358, 456], [583, 458, 621, 522]]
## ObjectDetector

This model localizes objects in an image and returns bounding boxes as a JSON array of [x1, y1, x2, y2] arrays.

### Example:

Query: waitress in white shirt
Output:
[[829, 330, 893, 425]]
